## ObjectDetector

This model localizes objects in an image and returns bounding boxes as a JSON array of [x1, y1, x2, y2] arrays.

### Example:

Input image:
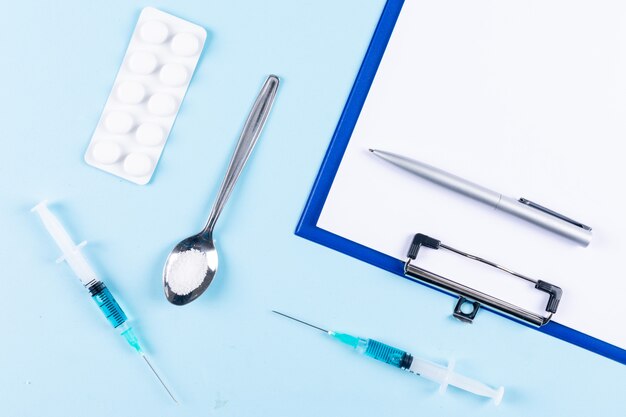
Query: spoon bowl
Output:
[[163, 233, 217, 305], [163, 75, 279, 305]]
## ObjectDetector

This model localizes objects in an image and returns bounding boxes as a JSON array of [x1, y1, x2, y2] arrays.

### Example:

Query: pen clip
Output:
[[518, 198, 592, 231]]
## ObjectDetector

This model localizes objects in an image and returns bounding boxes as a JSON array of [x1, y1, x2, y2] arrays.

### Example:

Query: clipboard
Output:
[[296, 0, 626, 365]]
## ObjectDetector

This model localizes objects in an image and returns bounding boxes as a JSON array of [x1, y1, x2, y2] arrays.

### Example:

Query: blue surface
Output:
[[1, 1, 625, 416], [296, 0, 626, 366]]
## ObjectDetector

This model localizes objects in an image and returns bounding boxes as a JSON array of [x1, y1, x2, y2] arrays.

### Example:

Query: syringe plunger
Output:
[[409, 358, 504, 405]]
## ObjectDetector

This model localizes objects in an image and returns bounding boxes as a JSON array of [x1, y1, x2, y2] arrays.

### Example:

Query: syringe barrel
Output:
[[87, 281, 127, 328], [409, 357, 449, 381], [87, 281, 143, 354], [358, 338, 413, 369], [330, 332, 414, 369]]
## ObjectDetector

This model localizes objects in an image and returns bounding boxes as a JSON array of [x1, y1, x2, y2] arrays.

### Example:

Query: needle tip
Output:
[[271, 310, 329, 333], [142, 355, 178, 404]]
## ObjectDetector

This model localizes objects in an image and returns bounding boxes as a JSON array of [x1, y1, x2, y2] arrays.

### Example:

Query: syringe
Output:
[[273, 311, 504, 405], [32, 201, 176, 403]]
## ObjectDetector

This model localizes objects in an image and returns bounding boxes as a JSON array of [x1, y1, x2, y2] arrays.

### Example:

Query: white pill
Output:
[[92, 141, 122, 164], [148, 93, 177, 116], [123, 153, 153, 176], [128, 51, 158, 74], [116, 81, 146, 104], [136, 123, 165, 146], [140, 20, 169, 44], [159, 64, 189, 86], [171, 33, 200, 56], [104, 111, 134, 133]]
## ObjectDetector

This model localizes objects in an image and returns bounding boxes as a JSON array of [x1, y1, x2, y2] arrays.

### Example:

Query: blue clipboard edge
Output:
[[295, 0, 625, 365]]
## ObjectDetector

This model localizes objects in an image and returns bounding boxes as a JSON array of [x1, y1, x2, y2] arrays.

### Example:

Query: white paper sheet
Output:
[[318, 0, 626, 349]]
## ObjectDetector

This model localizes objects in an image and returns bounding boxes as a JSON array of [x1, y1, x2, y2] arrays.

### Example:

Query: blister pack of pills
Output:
[[84, 7, 206, 184]]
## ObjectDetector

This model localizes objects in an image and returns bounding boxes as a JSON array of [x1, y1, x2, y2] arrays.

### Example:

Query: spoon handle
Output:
[[203, 75, 280, 234]]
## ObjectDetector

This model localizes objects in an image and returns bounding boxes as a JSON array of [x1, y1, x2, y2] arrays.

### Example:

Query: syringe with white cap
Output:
[[31, 200, 177, 403], [273, 311, 504, 405]]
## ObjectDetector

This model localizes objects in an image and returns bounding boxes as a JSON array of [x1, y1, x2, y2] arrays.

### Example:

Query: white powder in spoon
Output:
[[167, 249, 209, 296]]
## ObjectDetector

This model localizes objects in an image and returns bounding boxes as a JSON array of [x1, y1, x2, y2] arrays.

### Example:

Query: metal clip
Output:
[[404, 233, 562, 326], [453, 297, 481, 323]]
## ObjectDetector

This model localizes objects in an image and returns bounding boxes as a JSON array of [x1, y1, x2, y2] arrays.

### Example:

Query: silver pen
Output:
[[370, 149, 592, 246]]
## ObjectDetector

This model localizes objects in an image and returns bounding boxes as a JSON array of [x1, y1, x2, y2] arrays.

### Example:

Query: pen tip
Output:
[[368, 148, 374, 152]]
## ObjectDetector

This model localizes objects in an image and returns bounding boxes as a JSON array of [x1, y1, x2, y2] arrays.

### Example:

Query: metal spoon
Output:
[[163, 75, 280, 305]]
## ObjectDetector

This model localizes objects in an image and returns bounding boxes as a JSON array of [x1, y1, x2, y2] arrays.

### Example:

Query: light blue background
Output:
[[1, 1, 624, 416]]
